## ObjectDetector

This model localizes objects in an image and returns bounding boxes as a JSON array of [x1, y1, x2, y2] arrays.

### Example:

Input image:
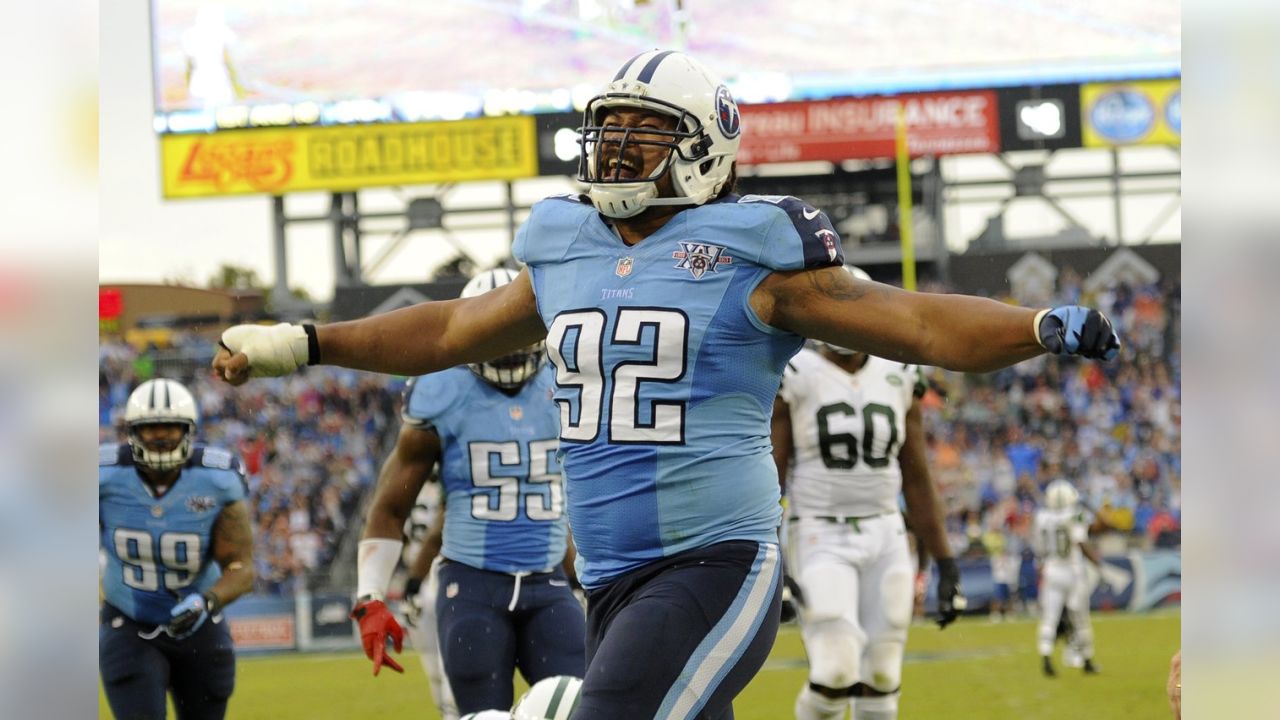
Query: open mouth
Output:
[[606, 157, 641, 180]]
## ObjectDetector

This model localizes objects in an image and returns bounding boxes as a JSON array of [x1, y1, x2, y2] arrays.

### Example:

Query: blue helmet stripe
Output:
[[612, 52, 646, 81], [636, 50, 676, 83]]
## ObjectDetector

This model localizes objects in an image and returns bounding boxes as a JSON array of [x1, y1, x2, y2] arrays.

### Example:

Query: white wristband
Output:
[[356, 538, 404, 601], [1032, 308, 1052, 349]]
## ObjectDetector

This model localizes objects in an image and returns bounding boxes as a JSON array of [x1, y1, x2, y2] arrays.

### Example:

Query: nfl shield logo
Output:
[[510, 405, 524, 421], [616, 256, 634, 277]]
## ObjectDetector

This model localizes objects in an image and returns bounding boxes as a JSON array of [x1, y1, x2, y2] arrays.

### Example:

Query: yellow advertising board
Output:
[[1081, 79, 1181, 148], [159, 116, 539, 198]]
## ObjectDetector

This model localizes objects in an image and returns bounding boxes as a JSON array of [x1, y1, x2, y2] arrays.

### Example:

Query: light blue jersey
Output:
[[403, 365, 567, 574], [514, 193, 844, 587], [99, 444, 247, 625]]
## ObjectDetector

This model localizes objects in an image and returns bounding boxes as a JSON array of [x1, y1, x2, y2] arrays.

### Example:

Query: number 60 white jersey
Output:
[[780, 348, 925, 518]]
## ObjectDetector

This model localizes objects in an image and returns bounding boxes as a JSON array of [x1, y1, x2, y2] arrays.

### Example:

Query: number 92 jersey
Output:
[[780, 348, 925, 519], [98, 444, 247, 626], [514, 193, 844, 588], [402, 365, 567, 574]]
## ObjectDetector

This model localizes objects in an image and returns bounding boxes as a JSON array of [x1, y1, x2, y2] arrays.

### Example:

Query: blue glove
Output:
[[1038, 306, 1121, 361], [167, 592, 214, 640]]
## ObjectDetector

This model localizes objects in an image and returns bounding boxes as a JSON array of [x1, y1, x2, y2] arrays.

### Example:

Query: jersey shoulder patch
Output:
[[737, 194, 844, 271], [512, 195, 594, 266]]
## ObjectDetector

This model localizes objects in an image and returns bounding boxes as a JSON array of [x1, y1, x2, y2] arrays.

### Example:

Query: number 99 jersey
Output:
[[514, 193, 844, 588], [98, 443, 247, 625], [779, 349, 924, 518]]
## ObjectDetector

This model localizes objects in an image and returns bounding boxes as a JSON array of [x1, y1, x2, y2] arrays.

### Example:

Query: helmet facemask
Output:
[[128, 420, 196, 471], [468, 342, 546, 392]]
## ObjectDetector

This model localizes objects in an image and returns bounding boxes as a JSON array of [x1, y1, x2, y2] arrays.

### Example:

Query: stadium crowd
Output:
[[100, 334, 402, 595], [99, 272, 1179, 599], [917, 272, 1181, 579]]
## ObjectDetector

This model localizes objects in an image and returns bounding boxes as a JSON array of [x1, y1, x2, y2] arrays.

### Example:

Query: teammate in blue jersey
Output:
[[351, 269, 586, 715], [99, 379, 255, 720], [214, 50, 1121, 719]]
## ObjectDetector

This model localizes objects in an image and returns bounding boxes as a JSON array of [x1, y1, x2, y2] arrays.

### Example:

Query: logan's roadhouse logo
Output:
[[160, 117, 539, 198], [178, 138, 296, 193]]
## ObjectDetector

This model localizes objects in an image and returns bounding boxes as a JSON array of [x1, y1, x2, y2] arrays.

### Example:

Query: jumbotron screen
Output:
[[150, 0, 1180, 135]]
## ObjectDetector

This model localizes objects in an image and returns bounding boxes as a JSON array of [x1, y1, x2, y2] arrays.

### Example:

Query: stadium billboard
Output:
[[1081, 78, 1181, 148], [737, 91, 1000, 165], [159, 116, 538, 198]]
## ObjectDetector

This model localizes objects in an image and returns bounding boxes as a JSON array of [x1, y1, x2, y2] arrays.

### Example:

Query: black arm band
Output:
[[202, 590, 222, 616], [303, 323, 321, 366]]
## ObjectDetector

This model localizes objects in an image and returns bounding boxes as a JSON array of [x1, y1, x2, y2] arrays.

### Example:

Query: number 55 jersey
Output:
[[514, 193, 844, 588]]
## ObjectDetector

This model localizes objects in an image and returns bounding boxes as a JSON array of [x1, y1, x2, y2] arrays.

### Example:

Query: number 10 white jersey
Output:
[[780, 349, 923, 518]]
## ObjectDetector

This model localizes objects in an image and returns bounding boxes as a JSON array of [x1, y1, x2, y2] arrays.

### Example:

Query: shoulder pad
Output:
[[191, 445, 247, 476], [738, 195, 844, 270], [99, 444, 130, 467], [402, 369, 466, 426]]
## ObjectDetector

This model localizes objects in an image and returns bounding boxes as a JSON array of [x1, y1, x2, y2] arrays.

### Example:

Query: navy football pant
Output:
[[574, 540, 782, 720], [435, 560, 587, 714], [99, 603, 236, 720]]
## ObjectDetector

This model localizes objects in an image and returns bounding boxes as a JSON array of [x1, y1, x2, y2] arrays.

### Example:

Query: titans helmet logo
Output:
[[715, 85, 741, 139]]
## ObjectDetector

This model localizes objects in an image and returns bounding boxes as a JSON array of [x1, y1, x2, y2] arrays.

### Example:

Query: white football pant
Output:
[[1037, 563, 1094, 660], [789, 513, 914, 720], [405, 558, 459, 720]]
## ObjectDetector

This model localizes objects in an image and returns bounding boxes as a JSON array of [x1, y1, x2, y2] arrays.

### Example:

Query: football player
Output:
[[1033, 479, 1101, 676], [214, 49, 1120, 719], [773, 269, 964, 720], [350, 269, 586, 715], [99, 379, 255, 720]]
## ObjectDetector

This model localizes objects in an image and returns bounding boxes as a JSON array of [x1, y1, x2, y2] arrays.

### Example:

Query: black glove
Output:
[[1037, 306, 1121, 361], [935, 558, 966, 629], [401, 576, 425, 628]]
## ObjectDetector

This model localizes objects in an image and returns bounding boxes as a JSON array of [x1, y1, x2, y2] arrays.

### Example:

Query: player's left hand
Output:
[[935, 558, 966, 629], [400, 577, 424, 629], [1037, 306, 1121, 361], [351, 598, 405, 675], [166, 592, 212, 640]]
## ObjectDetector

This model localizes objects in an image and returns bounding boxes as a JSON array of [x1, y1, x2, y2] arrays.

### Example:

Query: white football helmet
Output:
[[124, 379, 198, 471], [460, 268, 544, 390], [820, 265, 873, 357], [579, 49, 741, 218], [1044, 479, 1080, 511], [512, 675, 583, 720]]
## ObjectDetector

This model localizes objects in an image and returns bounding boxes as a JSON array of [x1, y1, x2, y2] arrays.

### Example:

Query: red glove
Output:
[[350, 598, 404, 675]]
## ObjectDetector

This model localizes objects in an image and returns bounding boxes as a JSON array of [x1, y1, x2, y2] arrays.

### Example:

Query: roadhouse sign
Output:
[[737, 90, 1000, 164]]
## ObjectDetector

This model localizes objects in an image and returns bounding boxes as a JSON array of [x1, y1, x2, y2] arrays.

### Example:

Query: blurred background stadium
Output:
[[99, 0, 1179, 717]]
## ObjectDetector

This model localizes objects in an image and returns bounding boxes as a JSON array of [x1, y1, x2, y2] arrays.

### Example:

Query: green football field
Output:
[[100, 610, 1179, 719]]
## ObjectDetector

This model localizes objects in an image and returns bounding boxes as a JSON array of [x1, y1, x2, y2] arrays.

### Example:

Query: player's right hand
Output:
[[214, 323, 310, 384], [400, 577, 424, 628], [350, 598, 405, 675]]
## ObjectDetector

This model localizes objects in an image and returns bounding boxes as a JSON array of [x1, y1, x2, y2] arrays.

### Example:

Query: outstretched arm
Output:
[[752, 267, 1116, 373], [214, 268, 546, 383]]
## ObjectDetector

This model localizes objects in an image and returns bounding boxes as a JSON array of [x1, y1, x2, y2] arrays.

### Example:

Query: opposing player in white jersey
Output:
[[773, 266, 965, 720], [400, 482, 459, 720], [1033, 480, 1101, 677]]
